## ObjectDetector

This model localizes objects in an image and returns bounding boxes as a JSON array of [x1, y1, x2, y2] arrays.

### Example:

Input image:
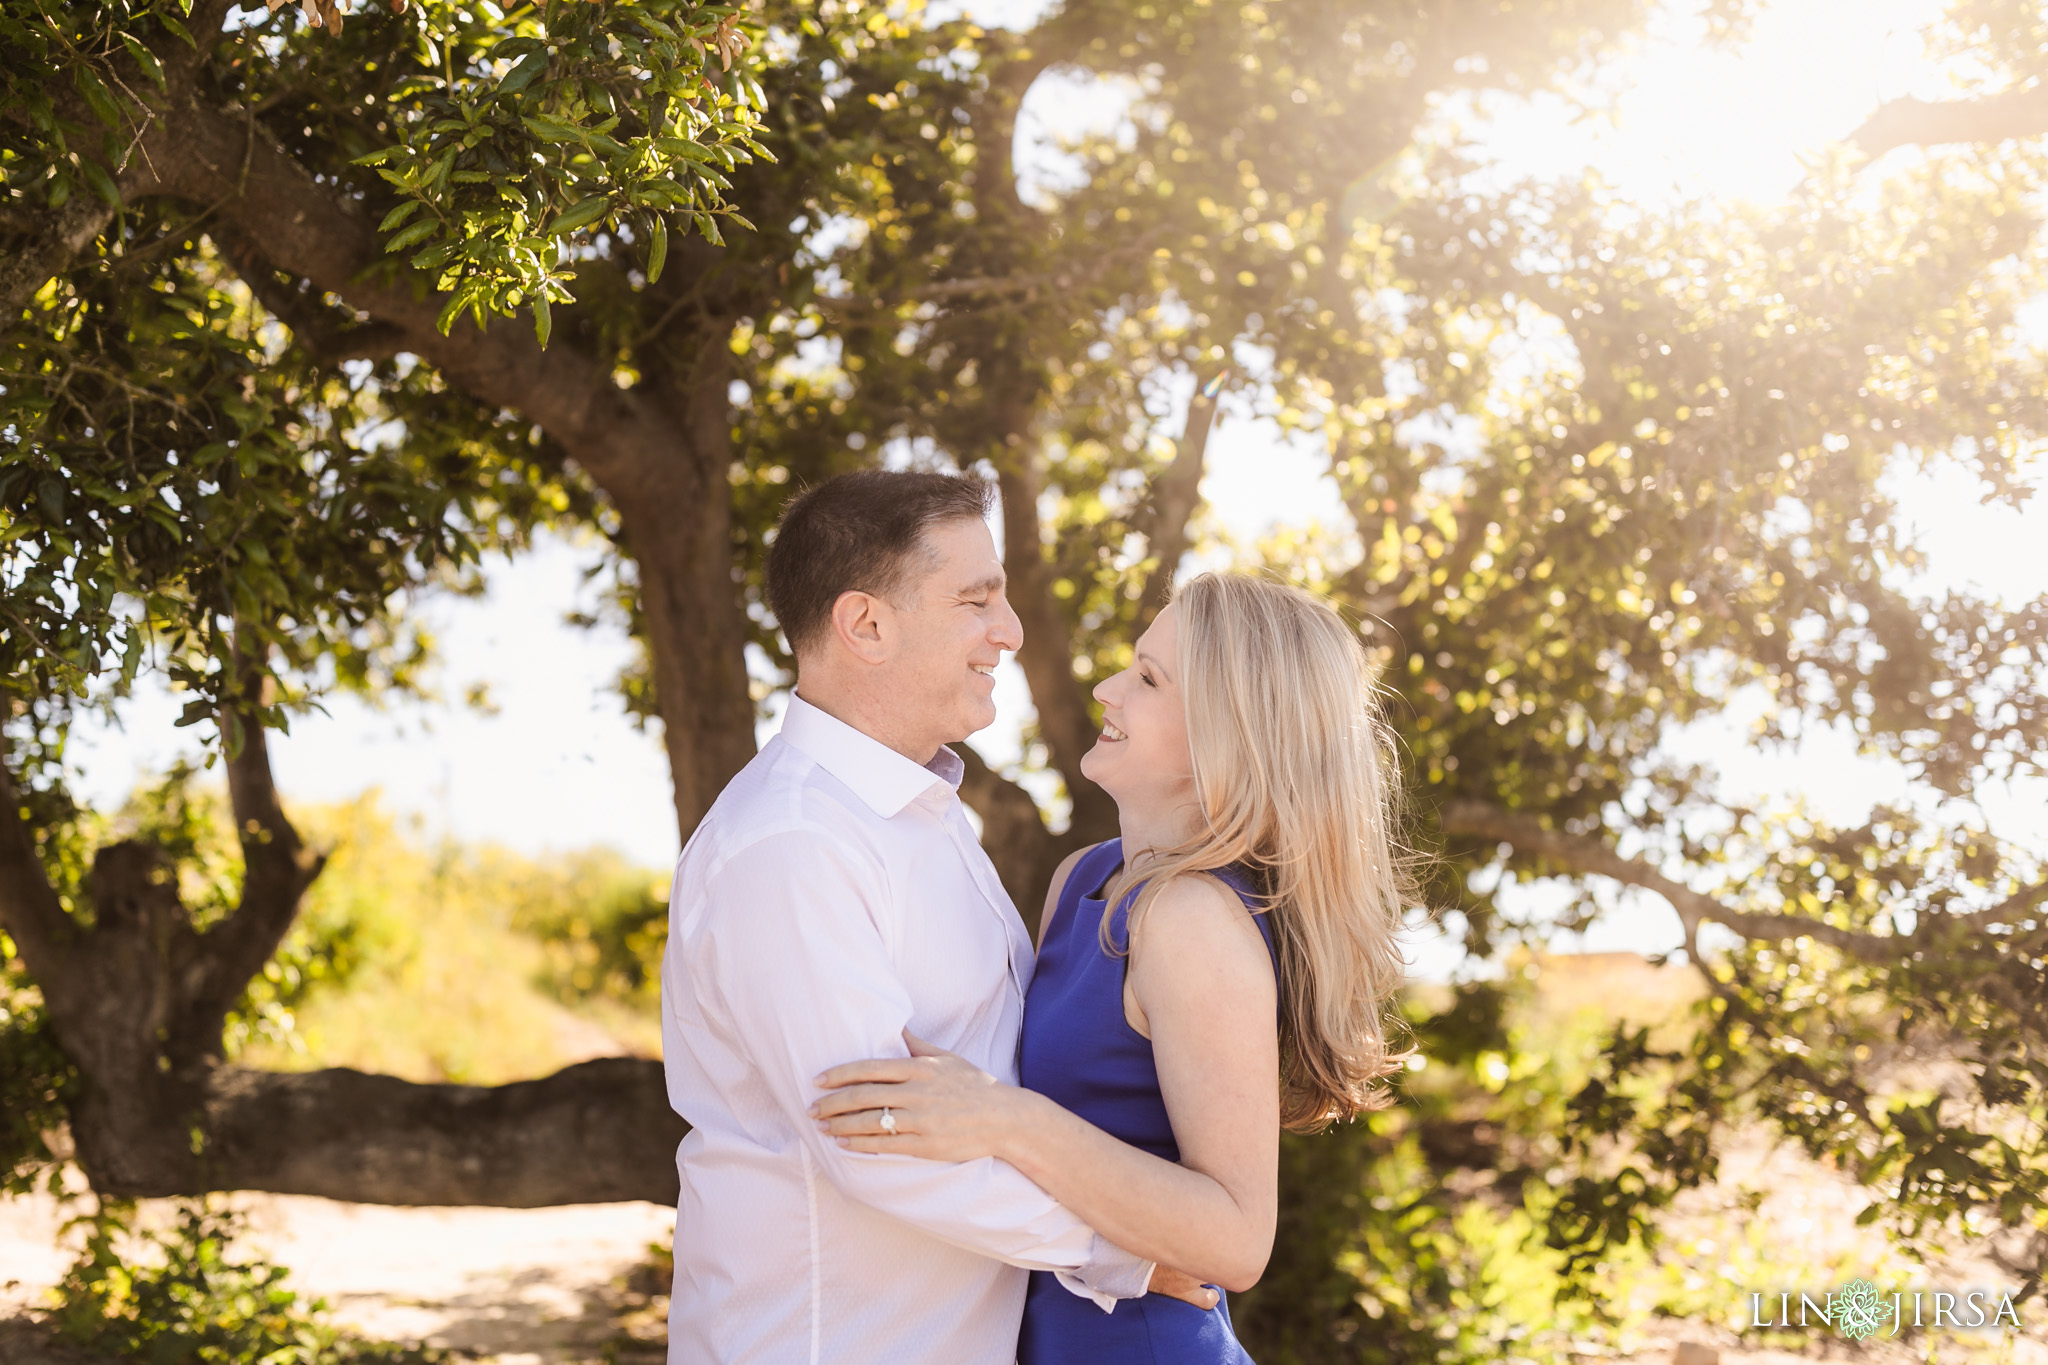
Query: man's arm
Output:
[[677, 829, 1152, 1301]]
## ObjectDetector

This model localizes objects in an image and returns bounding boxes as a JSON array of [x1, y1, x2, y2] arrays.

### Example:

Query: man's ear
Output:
[[829, 589, 894, 665]]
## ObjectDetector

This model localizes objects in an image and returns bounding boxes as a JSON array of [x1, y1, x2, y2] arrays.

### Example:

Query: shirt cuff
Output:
[[1052, 1234, 1155, 1312]]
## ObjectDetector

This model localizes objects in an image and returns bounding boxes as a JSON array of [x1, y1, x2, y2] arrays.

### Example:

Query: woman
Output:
[[809, 572, 1412, 1363]]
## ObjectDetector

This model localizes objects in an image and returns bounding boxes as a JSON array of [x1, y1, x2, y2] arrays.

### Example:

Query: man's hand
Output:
[[1147, 1264, 1220, 1310]]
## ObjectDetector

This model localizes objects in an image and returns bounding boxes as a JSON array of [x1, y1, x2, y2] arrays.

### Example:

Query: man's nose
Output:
[[990, 596, 1023, 652]]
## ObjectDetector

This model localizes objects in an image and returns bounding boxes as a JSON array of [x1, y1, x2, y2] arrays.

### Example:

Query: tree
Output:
[[4, 0, 2046, 1324], [4, 0, 1681, 1206]]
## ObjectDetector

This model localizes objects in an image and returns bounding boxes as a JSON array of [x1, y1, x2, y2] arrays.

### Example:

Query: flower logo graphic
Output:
[[1833, 1278, 1888, 1341]]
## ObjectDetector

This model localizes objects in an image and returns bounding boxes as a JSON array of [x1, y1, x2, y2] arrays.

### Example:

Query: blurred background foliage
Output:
[[4, 0, 2048, 1357]]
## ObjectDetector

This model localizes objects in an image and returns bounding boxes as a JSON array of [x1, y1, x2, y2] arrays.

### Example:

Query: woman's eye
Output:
[[1140, 671, 1156, 687]]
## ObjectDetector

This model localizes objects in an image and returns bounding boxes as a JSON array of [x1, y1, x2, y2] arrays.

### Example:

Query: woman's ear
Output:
[[830, 589, 894, 665]]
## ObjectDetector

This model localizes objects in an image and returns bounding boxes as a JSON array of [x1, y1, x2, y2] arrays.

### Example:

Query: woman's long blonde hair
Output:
[[1104, 572, 1415, 1132]]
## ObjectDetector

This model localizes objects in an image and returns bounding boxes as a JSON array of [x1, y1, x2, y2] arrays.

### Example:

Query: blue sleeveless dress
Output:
[[1016, 838, 1276, 1365]]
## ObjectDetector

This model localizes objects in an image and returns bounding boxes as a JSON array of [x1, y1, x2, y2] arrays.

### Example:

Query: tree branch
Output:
[[117, 87, 658, 486], [1434, 800, 2002, 966], [0, 195, 123, 321], [0, 1318, 123, 1365], [810, 230, 1171, 321], [159, 704, 327, 1068], [1133, 369, 1225, 624], [212, 226, 409, 364], [188, 1058, 688, 1206], [1847, 86, 2048, 160]]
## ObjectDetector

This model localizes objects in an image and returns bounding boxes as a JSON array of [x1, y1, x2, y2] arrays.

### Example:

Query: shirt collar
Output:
[[778, 692, 964, 819]]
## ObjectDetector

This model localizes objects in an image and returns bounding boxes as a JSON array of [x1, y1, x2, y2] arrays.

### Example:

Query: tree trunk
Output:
[[601, 360, 761, 838], [1, 736, 690, 1208], [958, 745, 1084, 938]]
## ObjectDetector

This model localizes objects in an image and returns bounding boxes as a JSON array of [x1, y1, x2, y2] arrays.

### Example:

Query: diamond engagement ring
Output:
[[879, 1106, 897, 1135]]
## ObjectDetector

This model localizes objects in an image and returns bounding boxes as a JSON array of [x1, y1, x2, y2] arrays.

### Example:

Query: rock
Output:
[[1673, 1343, 1719, 1365]]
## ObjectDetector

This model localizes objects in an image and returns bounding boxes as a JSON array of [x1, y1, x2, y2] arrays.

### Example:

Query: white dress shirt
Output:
[[660, 694, 1152, 1365]]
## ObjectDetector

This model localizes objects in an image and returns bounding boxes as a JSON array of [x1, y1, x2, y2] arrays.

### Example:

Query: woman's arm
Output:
[[812, 873, 1280, 1292]]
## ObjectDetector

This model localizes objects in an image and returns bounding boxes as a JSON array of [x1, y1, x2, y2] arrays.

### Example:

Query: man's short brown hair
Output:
[[765, 469, 996, 656]]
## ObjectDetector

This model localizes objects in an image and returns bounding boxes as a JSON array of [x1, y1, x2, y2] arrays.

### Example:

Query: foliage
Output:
[[263, 0, 769, 341], [0, 0, 200, 213], [0, 0, 767, 338], [0, 219, 584, 760], [0, 956, 77, 1197], [51, 1198, 441, 1365], [218, 793, 668, 1080], [510, 850, 669, 1007], [1236, 971, 1684, 1363]]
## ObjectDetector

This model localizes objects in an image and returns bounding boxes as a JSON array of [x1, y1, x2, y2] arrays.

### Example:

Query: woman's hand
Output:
[[810, 1030, 1033, 1162], [814, 1034, 1222, 1313]]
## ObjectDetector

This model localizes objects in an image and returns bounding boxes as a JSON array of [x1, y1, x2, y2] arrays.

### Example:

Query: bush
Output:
[[50, 1200, 441, 1365]]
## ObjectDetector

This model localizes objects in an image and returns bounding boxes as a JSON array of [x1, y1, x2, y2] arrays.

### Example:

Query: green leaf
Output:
[[521, 114, 584, 143], [646, 216, 668, 282], [378, 200, 421, 232], [498, 50, 550, 96], [120, 34, 166, 90], [74, 67, 121, 128], [352, 147, 397, 167], [77, 156, 121, 208], [410, 242, 460, 270], [427, 145, 459, 188], [435, 283, 481, 335], [532, 291, 551, 348], [157, 11, 195, 47], [384, 218, 439, 253], [656, 136, 716, 164], [544, 196, 611, 236]]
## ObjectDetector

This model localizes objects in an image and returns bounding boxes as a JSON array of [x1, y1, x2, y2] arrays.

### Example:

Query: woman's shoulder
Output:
[[1126, 870, 1277, 1007], [1136, 870, 1270, 953]]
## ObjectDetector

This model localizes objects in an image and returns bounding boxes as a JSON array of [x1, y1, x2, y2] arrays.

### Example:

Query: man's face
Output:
[[882, 517, 1023, 751]]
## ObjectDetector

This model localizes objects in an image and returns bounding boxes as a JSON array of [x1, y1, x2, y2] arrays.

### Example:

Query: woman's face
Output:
[[1080, 604, 1198, 815]]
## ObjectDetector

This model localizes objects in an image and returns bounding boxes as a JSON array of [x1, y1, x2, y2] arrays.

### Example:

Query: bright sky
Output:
[[66, 0, 2048, 980]]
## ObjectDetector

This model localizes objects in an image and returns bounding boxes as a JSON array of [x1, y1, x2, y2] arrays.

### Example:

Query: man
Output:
[[660, 470, 1175, 1364]]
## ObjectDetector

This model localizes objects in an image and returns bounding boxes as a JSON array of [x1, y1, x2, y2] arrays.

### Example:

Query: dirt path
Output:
[[0, 1191, 674, 1364]]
